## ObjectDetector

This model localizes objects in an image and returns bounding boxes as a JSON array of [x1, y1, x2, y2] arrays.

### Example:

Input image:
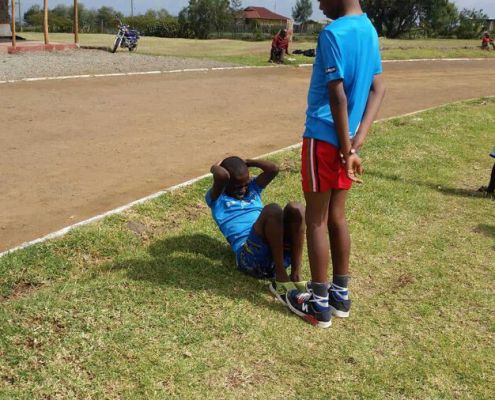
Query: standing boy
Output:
[[286, 0, 386, 328], [206, 157, 307, 303]]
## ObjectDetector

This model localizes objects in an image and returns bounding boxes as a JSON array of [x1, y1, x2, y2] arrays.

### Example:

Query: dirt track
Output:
[[2, 60, 495, 251]]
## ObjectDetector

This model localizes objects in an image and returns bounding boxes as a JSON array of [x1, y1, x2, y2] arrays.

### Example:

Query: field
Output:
[[20, 32, 495, 65], [2, 60, 495, 251], [1, 98, 494, 399]]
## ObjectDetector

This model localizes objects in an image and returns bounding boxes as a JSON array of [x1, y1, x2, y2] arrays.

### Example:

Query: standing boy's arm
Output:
[[352, 74, 386, 151], [209, 162, 230, 201], [246, 159, 279, 188], [328, 80, 363, 183]]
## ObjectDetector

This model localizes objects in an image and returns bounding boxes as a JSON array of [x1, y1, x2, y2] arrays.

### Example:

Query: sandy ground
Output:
[[1, 60, 495, 251]]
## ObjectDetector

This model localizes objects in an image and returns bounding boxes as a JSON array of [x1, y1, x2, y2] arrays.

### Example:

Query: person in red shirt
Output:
[[269, 29, 290, 63], [481, 32, 495, 50]]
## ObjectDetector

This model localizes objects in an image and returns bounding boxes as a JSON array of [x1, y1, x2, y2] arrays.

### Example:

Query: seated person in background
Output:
[[206, 156, 306, 304], [269, 29, 290, 63], [481, 32, 495, 50]]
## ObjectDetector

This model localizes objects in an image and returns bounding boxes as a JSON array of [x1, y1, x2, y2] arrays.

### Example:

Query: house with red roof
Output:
[[242, 6, 290, 26]]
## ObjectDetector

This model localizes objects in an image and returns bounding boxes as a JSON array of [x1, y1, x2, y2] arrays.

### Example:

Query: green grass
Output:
[[19, 32, 495, 65], [1, 98, 494, 399]]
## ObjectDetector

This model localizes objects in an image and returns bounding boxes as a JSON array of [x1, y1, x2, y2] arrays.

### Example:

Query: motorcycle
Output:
[[112, 21, 140, 53]]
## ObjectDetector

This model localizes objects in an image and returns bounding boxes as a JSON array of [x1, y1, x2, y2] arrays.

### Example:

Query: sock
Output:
[[276, 281, 296, 293], [293, 281, 308, 292], [311, 282, 329, 309], [331, 275, 349, 301]]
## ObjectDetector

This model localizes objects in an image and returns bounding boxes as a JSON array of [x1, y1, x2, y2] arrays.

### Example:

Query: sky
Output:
[[17, 0, 495, 19]]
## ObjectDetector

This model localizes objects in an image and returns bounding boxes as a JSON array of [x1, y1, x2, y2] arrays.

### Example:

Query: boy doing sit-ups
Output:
[[206, 156, 306, 303]]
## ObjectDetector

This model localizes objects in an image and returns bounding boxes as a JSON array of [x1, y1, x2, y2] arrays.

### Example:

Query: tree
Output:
[[362, 0, 422, 38], [230, 0, 243, 18], [178, 7, 193, 38], [456, 8, 488, 39], [178, 0, 233, 39], [96, 6, 123, 32], [24, 5, 43, 27], [49, 4, 73, 32], [210, 0, 231, 33], [187, 0, 213, 39], [157, 9, 171, 19], [292, 0, 312, 31], [420, 0, 459, 37], [230, 0, 242, 12], [71, 4, 97, 33]]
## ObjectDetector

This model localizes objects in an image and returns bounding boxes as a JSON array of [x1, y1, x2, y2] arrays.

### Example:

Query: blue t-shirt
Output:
[[205, 178, 264, 254], [304, 14, 382, 148]]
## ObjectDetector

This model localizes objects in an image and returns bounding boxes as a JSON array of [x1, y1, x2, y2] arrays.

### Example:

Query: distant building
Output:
[[242, 6, 290, 26], [487, 18, 495, 31]]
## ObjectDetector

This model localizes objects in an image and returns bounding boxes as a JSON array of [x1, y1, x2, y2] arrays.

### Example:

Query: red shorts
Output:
[[301, 138, 353, 192]]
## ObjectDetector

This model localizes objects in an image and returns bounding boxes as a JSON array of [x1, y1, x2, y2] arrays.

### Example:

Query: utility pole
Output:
[[43, 0, 49, 44], [17, 0, 21, 32], [11, 0, 16, 47], [73, 0, 79, 44], [130, 0, 134, 17]]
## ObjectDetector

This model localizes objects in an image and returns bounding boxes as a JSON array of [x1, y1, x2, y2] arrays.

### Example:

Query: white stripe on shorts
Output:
[[310, 138, 317, 192]]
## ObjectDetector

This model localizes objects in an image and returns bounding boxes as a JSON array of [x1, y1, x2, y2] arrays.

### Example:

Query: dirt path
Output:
[[2, 60, 494, 251]]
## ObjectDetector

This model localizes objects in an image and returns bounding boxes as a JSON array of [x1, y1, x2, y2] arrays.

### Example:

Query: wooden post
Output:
[[11, 0, 16, 47], [73, 0, 79, 44], [43, 0, 48, 44]]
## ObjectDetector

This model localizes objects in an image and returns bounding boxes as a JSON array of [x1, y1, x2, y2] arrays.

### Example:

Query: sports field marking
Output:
[[297, 57, 492, 68], [0, 58, 492, 85], [2, 95, 493, 259], [0, 65, 279, 84]]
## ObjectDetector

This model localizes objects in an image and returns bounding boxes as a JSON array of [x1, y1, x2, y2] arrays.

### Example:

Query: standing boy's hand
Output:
[[351, 137, 363, 151], [344, 153, 363, 183]]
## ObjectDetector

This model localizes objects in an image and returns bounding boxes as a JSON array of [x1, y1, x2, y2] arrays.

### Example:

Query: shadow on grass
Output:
[[366, 170, 491, 199], [111, 233, 284, 313], [475, 224, 495, 239]]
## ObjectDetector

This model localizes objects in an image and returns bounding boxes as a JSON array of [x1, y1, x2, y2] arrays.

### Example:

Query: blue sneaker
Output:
[[329, 284, 351, 318], [286, 289, 332, 329], [306, 281, 352, 318]]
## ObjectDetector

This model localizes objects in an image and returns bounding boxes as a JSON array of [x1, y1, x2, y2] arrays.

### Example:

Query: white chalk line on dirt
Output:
[[1, 96, 493, 258], [1, 57, 494, 85], [0, 65, 280, 84]]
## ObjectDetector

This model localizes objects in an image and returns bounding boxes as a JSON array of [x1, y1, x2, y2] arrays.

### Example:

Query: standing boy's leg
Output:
[[328, 189, 350, 276], [285, 191, 332, 328], [305, 192, 331, 283], [328, 189, 352, 317]]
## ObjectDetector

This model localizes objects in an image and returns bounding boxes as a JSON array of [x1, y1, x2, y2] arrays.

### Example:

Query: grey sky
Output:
[[19, 0, 495, 19]]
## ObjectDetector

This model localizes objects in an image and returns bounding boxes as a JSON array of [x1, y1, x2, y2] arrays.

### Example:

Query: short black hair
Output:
[[221, 156, 248, 177]]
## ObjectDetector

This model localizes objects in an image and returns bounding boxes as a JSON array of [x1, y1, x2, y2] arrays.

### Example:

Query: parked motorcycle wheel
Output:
[[112, 37, 122, 53]]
